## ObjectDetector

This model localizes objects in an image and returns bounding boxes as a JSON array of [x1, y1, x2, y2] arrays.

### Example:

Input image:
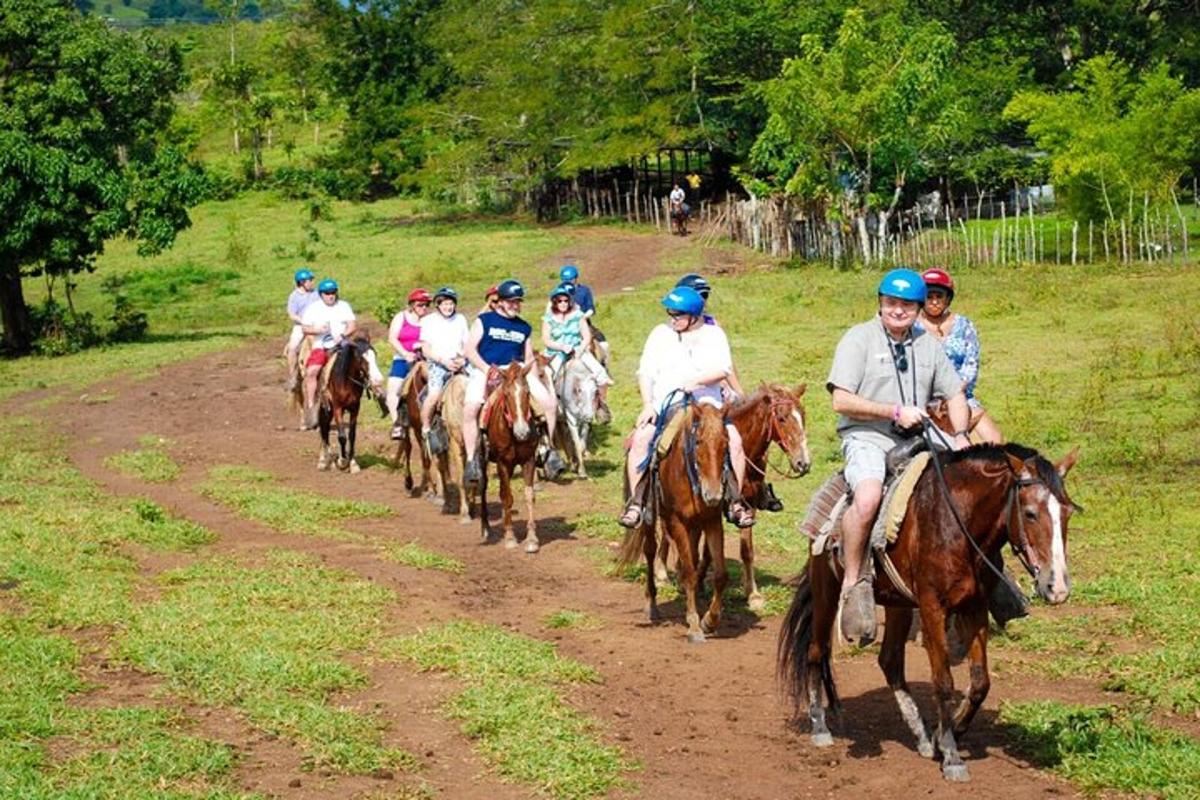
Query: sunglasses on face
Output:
[[413, 301, 429, 307], [892, 341, 909, 372]]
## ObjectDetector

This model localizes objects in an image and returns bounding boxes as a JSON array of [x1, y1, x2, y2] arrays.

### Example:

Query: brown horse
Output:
[[670, 200, 689, 236], [478, 362, 541, 552], [317, 336, 374, 473], [396, 361, 435, 496], [778, 443, 1080, 781], [711, 383, 813, 609], [617, 401, 730, 643]]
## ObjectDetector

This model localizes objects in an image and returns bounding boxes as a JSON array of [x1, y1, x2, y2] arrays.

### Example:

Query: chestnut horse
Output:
[[396, 361, 435, 496], [711, 383, 813, 609], [778, 443, 1080, 781], [478, 362, 542, 552], [617, 400, 730, 642], [317, 336, 374, 473]]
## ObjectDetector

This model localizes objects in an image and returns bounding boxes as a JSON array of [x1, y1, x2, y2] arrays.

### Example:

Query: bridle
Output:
[[742, 397, 808, 480]]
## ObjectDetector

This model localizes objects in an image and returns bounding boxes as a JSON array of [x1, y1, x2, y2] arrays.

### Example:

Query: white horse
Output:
[[553, 357, 597, 478]]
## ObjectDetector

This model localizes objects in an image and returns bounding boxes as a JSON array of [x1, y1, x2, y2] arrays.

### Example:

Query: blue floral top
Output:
[[918, 315, 980, 399], [542, 308, 585, 363]]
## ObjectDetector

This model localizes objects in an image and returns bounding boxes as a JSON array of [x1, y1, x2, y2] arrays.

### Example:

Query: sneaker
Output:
[[464, 458, 482, 486], [840, 578, 877, 646], [988, 568, 1030, 627], [756, 482, 784, 513], [727, 500, 756, 529], [618, 501, 643, 529], [543, 449, 567, 480], [390, 420, 406, 441]]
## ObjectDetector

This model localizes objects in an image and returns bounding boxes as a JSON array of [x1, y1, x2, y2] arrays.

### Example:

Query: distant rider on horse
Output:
[[300, 278, 381, 429], [826, 268, 969, 645], [617, 285, 756, 530], [557, 265, 596, 319], [462, 279, 568, 484], [284, 268, 318, 392], [418, 286, 471, 448], [542, 283, 613, 412], [386, 287, 430, 439]]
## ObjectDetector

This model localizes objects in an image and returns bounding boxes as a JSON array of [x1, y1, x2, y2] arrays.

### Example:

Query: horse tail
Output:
[[616, 523, 649, 571], [776, 567, 815, 717]]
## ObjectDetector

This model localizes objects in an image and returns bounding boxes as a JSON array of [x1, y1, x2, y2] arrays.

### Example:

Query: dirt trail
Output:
[[43, 227, 1100, 798]]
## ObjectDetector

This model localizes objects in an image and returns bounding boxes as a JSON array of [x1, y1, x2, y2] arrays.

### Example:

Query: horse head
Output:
[[1004, 445, 1081, 605], [762, 382, 812, 476], [692, 403, 728, 507], [562, 357, 596, 423], [500, 361, 535, 442]]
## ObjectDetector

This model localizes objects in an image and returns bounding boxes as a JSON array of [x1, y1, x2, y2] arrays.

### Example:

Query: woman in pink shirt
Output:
[[387, 288, 431, 438]]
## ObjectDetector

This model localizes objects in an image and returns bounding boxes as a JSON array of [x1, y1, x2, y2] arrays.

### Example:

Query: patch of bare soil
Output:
[[28, 227, 1106, 798]]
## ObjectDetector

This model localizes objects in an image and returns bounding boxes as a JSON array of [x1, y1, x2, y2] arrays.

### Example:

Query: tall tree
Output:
[[0, 0, 206, 354]]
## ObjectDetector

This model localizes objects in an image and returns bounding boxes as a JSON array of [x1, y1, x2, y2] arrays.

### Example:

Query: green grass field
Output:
[[3, 189, 1200, 796]]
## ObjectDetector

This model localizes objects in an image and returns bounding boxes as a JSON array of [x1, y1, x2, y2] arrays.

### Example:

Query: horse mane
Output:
[[728, 383, 791, 421], [333, 335, 371, 384], [939, 442, 1072, 506]]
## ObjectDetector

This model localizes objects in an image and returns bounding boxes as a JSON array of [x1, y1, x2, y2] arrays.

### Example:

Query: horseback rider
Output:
[[300, 278, 378, 429], [827, 268, 970, 645], [917, 268, 1003, 444], [557, 265, 595, 319], [669, 183, 686, 215], [462, 279, 568, 484], [675, 273, 746, 400], [284, 268, 318, 391], [418, 286, 471, 448], [480, 284, 499, 315], [542, 283, 613, 414], [617, 286, 756, 530], [386, 288, 431, 439]]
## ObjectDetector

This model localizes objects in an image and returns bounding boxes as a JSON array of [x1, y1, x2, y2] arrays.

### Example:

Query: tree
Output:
[[0, 0, 206, 354], [749, 7, 963, 256], [1005, 55, 1200, 224]]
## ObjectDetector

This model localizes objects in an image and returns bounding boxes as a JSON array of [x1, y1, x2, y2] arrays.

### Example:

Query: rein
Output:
[[919, 420, 1038, 592], [741, 399, 806, 480]]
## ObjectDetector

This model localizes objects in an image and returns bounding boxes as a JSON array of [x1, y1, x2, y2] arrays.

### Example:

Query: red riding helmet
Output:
[[408, 288, 432, 304], [921, 268, 955, 299], [484, 284, 499, 299]]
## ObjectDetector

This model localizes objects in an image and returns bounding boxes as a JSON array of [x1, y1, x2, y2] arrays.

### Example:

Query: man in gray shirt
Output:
[[826, 268, 971, 645]]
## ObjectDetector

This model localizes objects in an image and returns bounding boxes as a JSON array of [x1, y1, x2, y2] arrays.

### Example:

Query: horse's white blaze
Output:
[[363, 349, 384, 384], [791, 410, 812, 464], [1047, 493, 1069, 596], [512, 384, 530, 440]]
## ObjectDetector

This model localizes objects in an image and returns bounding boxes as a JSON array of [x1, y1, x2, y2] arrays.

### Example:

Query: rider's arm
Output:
[[635, 373, 657, 426], [388, 313, 404, 355], [579, 319, 593, 352], [725, 365, 745, 397], [541, 320, 569, 354], [341, 318, 358, 341], [300, 308, 326, 336], [465, 318, 488, 371], [946, 391, 971, 449], [522, 334, 535, 364]]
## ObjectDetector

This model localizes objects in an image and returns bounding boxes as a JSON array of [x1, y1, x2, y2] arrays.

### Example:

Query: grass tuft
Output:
[[542, 609, 602, 630], [104, 443, 182, 483], [380, 541, 465, 574]]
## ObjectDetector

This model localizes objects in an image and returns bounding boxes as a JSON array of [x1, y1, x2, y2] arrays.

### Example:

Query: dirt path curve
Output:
[[46, 227, 1096, 798]]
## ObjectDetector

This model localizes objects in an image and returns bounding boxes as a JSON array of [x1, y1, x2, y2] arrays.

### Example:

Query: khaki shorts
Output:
[[841, 437, 886, 490]]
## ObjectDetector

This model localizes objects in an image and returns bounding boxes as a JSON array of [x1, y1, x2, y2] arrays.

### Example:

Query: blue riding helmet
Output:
[[662, 286, 705, 316], [497, 279, 525, 300], [878, 268, 926, 303], [559, 265, 579, 282], [317, 278, 339, 295], [549, 283, 573, 300], [294, 268, 315, 285], [675, 273, 711, 298], [433, 286, 458, 302]]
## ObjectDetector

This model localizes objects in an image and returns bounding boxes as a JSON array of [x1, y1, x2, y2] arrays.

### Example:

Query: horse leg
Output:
[[500, 462, 518, 550], [398, 428, 413, 490], [741, 526, 765, 612], [919, 601, 970, 781], [317, 407, 332, 471], [809, 552, 842, 745], [700, 517, 728, 636], [333, 409, 349, 470], [673, 518, 705, 643], [654, 527, 671, 584], [642, 522, 661, 622], [952, 606, 991, 737], [522, 458, 539, 553], [880, 606, 934, 759], [478, 443, 492, 541], [347, 409, 360, 473]]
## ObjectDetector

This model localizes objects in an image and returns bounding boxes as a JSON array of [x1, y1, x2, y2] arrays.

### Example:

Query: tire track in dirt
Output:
[[39, 228, 1107, 798]]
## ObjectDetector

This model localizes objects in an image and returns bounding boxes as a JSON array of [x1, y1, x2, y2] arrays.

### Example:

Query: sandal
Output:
[[728, 500, 756, 529]]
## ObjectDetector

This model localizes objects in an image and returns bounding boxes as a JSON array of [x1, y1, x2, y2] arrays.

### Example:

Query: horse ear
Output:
[[1056, 447, 1080, 478], [794, 382, 807, 398], [1005, 452, 1027, 476], [521, 360, 535, 376]]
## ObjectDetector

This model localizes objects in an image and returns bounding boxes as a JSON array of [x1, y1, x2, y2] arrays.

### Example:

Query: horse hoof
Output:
[[404, 476, 414, 491], [701, 616, 718, 635], [524, 540, 540, 554], [646, 606, 660, 622], [811, 732, 834, 748], [504, 537, 519, 550], [317, 460, 330, 471], [460, 517, 473, 526], [918, 741, 935, 759], [336, 458, 349, 471], [748, 594, 766, 612], [349, 461, 361, 474], [686, 631, 706, 644], [942, 763, 970, 782], [654, 567, 670, 584]]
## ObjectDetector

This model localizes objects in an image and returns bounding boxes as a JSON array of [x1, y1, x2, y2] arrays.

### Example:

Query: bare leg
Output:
[[840, 480, 882, 588], [386, 376, 402, 421], [463, 402, 482, 458], [971, 408, 1003, 444]]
